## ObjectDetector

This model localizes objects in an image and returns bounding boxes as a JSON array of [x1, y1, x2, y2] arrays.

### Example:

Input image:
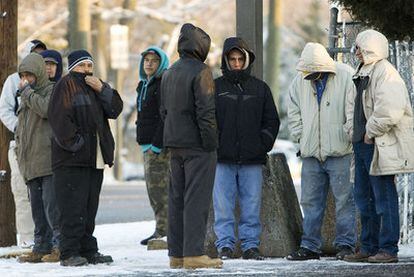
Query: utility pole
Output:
[[236, 0, 263, 79], [0, 0, 17, 246], [68, 0, 91, 51]]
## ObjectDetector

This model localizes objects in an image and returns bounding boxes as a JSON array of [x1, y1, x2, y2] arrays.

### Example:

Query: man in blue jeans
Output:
[[344, 30, 414, 263], [213, 37, 279, 260], [287, 43, 356, 260]]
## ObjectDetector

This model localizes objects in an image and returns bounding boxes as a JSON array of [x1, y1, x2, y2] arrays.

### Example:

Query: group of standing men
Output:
[[0, 41, 123, 266], [1, 21, 413, 270], [137, 23, 414, 270]]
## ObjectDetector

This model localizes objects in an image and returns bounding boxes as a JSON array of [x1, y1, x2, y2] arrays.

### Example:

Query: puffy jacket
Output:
[[15, 53, 54, 181], [288, 42, 354, 161], [48, 71, 123, 169], [136, 46, 169, 150], [215, 37, 279, 164], [347, 30, 414, 175], [0, 72, 20, 133], [160, 23, 217, 152]]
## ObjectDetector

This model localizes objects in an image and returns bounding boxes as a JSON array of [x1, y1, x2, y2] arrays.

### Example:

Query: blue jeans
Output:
[[213, 163, 263, 252], [300, 155, 356, 253], [27, 175, 60, 254], [353, 142, 399, 255]]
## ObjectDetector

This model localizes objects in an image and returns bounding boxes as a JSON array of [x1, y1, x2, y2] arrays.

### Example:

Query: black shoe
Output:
[[60, 256, 88, 267], [140, 232, 162, 246], [336, 245, 354, 260], [218, 247, 233, 260], [242, 248, 264, 260], [85, 252, 113, 264], [286, 247, 320, 261]]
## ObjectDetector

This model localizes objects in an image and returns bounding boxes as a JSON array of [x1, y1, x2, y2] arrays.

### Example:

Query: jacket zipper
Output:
[[235, 82, 243, 163]]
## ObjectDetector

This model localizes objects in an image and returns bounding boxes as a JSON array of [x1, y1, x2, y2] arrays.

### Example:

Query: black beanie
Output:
[[68, 50, 93, 72]]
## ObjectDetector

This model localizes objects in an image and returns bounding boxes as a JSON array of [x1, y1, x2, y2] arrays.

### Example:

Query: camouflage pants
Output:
[[143, 149, 170, 236]]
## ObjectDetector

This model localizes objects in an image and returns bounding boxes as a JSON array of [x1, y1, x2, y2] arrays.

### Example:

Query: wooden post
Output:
[[68, 0, 91, 51], [236, 0, 263, 79], [0, 0, 17, 246]]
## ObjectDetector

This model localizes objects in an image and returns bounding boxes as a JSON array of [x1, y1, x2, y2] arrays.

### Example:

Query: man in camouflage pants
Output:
[[136, 46, 170, 247]]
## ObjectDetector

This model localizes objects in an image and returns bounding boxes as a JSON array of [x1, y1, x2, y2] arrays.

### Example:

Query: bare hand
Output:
[[85, 76, 103, 93], [18, 79, 29, 90], [364, 133, 374, 144]]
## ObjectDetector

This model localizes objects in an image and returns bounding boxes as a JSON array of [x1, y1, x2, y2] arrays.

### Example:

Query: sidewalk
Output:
[[1, 220, 413, 276]]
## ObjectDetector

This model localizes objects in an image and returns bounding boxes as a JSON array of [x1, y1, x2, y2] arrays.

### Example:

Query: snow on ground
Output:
[[1, 220, 414, 276]]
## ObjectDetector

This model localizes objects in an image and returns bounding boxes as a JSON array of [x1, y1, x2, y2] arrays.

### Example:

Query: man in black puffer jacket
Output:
[[213, 37, 279, 261], [160, 23, 222, 270]]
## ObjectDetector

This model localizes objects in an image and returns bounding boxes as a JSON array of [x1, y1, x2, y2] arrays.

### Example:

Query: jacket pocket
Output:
[[375, 133, 401, 169]]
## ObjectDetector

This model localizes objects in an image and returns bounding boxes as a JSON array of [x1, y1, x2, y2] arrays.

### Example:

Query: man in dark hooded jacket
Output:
[[160, 23, 222, 270], [48, 50, 123, 266], [40, 50, 63, 83], [213, 37, 279, 260]]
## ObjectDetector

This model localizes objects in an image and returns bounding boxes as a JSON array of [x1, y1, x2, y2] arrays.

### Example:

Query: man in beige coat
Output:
[[344, 30, 414, 263], [287, 43, 356, 261]]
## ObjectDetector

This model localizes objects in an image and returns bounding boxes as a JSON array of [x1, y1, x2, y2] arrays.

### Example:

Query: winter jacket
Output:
[[215, 37, 279, 164], [346, 30, 414, 176], [15, 53, 54, 181], [160, 23, 217, 152], [0, 73, 20, 133], [48, 71, 123, 169], [288, 42, 354, 162], [136, 46, 169, 152]]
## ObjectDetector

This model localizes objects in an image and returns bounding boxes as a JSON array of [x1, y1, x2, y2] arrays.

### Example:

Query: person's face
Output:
[[228, 49, 245, 71], [143, 53, 160, 78], [45, 61, 57, 79], [20, 72, 36, 86], [32, 46, 46, 54], [355, 45, 364, 63], [72, 61, 93, 74]]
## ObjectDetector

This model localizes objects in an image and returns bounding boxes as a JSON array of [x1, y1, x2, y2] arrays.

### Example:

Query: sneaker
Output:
[[286, 247, 320, 261], [60, 256, 88, 267], [242, 248, 264, 260], [218, 247, 233, 260], [140, 232, 162, 246], [41, 248, 60, 263], [17, 251, 46, 263], [336, 245, 354, 260], [183, 255, 223, 269], [20, 240, 35, 249], [85, 252, 113, 264], [169, 256, 184, 269], [367, 252, 398, 263], [343, 251, 371, 263], [147, 236, 168, 250]]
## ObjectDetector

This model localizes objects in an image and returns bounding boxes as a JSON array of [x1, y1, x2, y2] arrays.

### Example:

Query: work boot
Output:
[[169, 256, 184, 269], [242, 248, 264, 260], [343, 251, 371, 263], [140, 232, 163, 246], [147, 236, 168, 250], [17, 251, 46, 263], [60, 256, 88, 267], [218, 247, 233, 260], [286, 247, 320, 261], [336, 245, 354, 260], [183, 255, 223, 269], [41, 248, 60, 263], [85, 252, 113, 264], [367, 252, 398, 263]]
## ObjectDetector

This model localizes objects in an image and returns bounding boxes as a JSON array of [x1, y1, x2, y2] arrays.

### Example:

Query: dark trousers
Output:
[[53, 167, 103, 260], [168, 148, 217, 257], [353, 142, 399, 255], [27, 175, 60, 254]]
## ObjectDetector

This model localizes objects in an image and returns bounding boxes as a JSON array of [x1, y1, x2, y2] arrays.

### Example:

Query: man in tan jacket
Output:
[[344, 30, 414, 263], [287, 43, 356, 261]]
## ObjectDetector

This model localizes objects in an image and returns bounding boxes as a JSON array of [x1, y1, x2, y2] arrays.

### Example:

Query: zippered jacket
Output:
[[288, 43, 354, 161]]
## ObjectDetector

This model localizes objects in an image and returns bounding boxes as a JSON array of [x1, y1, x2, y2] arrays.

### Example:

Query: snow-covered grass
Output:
[[1, 220, 413, 276]]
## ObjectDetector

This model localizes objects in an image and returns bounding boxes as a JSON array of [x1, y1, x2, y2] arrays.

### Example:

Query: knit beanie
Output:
[[68, 50, 94, 72]]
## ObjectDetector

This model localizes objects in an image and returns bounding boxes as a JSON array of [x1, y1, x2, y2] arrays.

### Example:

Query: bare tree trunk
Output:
[[68, 0, 91, 51], [0, 0, 17, 247], [265, 0, 282, 106], [91, 0, 108, 80]]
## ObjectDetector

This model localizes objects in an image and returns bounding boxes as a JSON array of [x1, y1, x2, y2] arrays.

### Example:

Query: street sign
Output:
[[110, 24, 129, 69]]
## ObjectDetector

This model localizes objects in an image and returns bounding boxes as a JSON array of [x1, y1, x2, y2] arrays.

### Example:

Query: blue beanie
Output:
[[68, 50, 93, 71]]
